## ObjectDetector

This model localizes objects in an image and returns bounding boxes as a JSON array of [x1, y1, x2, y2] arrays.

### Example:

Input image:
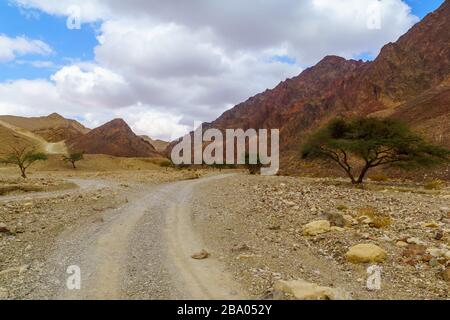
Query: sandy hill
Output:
[[0, 113, 90, 142], [0, 123, 36, 155], [140, 135, 170, 153]]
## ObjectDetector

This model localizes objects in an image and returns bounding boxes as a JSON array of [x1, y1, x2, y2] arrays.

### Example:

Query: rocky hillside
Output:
[[0, 113, 90, 143], [202, 0, 450, 167], [140, 135, 170, 153], [0, 124, 36, 154], [67, 119, 161, 158]]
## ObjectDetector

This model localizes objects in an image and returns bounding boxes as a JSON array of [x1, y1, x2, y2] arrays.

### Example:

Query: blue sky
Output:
[[0, 1, 99, 80]]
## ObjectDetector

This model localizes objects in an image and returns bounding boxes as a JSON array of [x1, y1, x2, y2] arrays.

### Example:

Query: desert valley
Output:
[[1, 1, 450, 301]]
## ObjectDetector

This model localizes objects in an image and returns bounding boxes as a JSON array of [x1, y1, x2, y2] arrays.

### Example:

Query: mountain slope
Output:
[[67, 119, 161, 158], [0, 113, 90, 143], [202, 0, 450, 167], [0, 120, 67, 155], [140, 136, 170, 153]]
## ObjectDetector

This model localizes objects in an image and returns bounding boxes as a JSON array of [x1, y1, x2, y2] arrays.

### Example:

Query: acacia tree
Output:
[[62, 152, 84, 169], [0, 146, 48, 178], [301, 118, 450, 184]]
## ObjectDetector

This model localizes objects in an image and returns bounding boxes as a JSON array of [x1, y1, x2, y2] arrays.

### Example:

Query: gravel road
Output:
[[28, 174, 246, 300]]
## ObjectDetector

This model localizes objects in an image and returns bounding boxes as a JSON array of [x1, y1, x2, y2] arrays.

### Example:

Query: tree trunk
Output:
[[72, 161, 77, 169], [20, 167, 27, 179], [343, 169, 357, 184], [356, 165, 371, 184]]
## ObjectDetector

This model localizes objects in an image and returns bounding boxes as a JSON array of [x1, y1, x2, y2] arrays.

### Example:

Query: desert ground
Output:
[[0, 160, 448, 300]]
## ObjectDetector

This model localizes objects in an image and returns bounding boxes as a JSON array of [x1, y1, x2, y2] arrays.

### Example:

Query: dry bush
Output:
[[357, 207, 392, 229], [336, 204, 348, 211], [424, 179, 445, 190]]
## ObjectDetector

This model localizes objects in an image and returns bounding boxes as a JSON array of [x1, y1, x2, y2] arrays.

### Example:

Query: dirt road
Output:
[[32, 174, 246, 300]]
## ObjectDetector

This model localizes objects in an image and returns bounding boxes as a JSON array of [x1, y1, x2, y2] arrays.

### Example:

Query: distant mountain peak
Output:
[[67, 119, 161, 158]]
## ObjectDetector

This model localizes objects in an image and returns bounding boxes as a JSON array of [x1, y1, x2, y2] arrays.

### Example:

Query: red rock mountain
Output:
[[67, 119, 161, 158], [200, 0, 450, 167], [0, 113, 90, 142]]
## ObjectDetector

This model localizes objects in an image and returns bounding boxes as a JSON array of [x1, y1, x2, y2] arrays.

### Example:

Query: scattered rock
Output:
[[0, 287, 8, 299], [302, 220, 331, 236], [0, 223, 10, 234], [423, 221, 440, 228], [427, 248, 446, 258], [345, 244, 387, 264], [324, 212, 346, 228], [191, 249, 210, 260], [330, 226, 345, 232], [273, 280, 351, 300], [231, 243, 250, 253], [441, 268, 450, 282], [406, 237, 427, 246], [435, 230, 444, 241], [402, 244, 427, 258], [396, 241, 408, 248]]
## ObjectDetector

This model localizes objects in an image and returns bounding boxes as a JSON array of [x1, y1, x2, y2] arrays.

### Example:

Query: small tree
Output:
[[62, 152, 84, 169], [301, 118, 450, 184], [0, 146, 48, 178], [245, 153, 263, 175]]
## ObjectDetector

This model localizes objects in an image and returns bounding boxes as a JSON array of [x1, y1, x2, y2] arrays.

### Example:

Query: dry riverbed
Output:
[[192, 175, 450, 300]]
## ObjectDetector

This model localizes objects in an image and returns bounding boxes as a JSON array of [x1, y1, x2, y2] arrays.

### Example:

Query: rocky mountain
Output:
[[0, 123, 35, 154], [201, 0, 450, 168], [67, 119, 161, 158], [140, 135, 170, 153], [0, 113, 90, 143]]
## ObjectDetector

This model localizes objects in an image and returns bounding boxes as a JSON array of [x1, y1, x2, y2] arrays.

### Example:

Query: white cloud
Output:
[[0, 34, 52, 62], [2, 0, 421, 139]]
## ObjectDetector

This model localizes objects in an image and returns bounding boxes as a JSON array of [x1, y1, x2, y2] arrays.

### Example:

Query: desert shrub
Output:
[[159, 159, 173, 168], [357, 207, 392, 229], [424, 179, 445, 190]]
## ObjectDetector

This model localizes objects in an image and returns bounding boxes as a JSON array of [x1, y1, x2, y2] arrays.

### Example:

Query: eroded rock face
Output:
[[67, 119, 161, 158], [345, 244, 387, 264], [188, 1, 450, 170], [274, 279, 351, 300]]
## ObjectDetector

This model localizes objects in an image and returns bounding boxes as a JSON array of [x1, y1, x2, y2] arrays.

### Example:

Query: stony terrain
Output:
[[0, 168, 204, 300], [192, 175, 450, 300]]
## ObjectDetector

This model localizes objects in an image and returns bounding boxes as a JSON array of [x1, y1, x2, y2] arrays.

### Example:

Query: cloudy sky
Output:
[[0, 0, 444, 140]]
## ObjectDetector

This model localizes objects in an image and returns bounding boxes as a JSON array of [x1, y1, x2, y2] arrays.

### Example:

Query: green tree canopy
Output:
[[0, 146, 48, 178], [62, 152, 84, 169], [301, 117, 450, 184]]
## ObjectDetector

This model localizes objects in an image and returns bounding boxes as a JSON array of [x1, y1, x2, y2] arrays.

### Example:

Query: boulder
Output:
[[442, 268, 450, 282], [273, 280, 351, 300], [191, 249, 210, 260], [302, 220, 331, 236], [345, 244, 387, 264]]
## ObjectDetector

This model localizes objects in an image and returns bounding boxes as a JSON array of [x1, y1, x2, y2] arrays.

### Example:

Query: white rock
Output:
[[427, 248, 446, 258], [274, 280, 351, 300], [406, 237, 427, 246]]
